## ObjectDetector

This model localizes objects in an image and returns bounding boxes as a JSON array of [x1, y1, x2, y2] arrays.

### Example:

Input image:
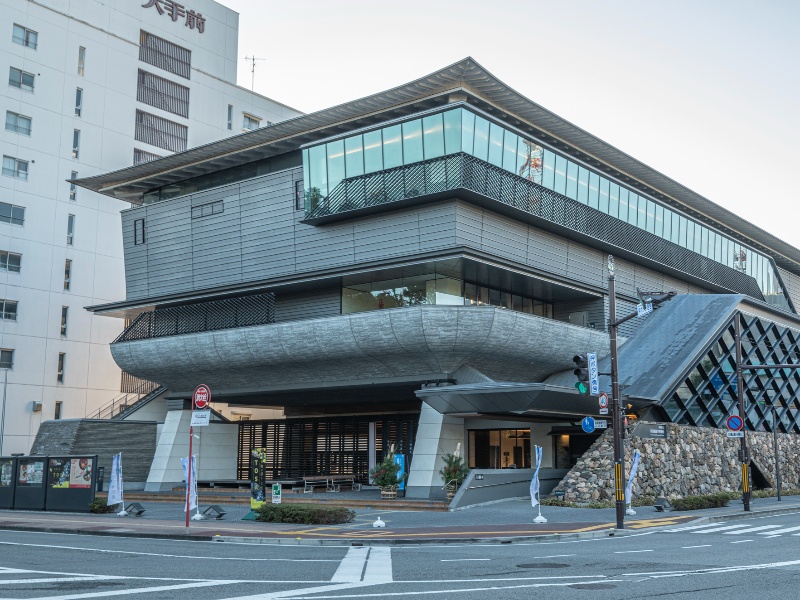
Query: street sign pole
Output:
[[607, 257, 625, 530], [185, 422, 193, 529], [734, 315, 751, 511], [187, 384, 212, 528]]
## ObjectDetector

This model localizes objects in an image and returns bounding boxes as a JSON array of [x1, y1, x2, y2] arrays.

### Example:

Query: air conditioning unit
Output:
[[32, 401, 42, 412]]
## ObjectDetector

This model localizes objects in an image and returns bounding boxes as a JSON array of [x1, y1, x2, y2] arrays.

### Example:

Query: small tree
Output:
[[370, 453, 401, 488], [439, 453, 470, 486]]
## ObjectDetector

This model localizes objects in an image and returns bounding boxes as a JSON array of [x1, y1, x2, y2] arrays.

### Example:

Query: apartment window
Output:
[[55, 401, 63, 420], [134, 110, 187, 152], [133, 148, 162, 165], [77, 46, 85, 76], [136, 69, 189, 118], [5, 111, 32, 135], [2, 156, 28, 180], [134, 219, 146, 245], [139, 30, 191, 79], [227, 104, 233, 130], [9, 67, 35, 92], [0, 349, 13, 370], [0, 300, 17, 321], [295, 180, 304, 211], [67, 214, 75, 245], [0, 202, 25, 226], [69, 171, 78, 201], [242, 115, 260, 131], [191, 201, 223, 219], [57, 353, 65, 383], [61, 306, 68, 336], [72, 129, 80, 158], [0, 251, 21, 273], [12, 24, 38, 49], [75, 88, 83, 117], [64, 259, 72, 291]]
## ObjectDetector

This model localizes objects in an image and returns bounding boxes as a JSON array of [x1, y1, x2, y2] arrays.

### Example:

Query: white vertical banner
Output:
[[107, 452, 123, 506], [625, 450, 641, 505], [530, 445, 543, 507], [587, 352, 599, 395], [181, 456, 198, 511]]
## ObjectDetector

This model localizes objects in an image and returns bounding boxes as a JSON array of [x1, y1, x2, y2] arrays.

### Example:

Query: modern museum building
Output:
[[75, 58, 800, 497]]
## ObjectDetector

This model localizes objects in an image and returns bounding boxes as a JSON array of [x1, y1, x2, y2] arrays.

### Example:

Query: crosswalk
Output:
[[665, 522, 800, 536]]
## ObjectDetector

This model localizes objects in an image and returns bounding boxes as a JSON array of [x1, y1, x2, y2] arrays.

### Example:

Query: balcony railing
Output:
[[114, 293, 275, 343], [304, 152, 764, 301]]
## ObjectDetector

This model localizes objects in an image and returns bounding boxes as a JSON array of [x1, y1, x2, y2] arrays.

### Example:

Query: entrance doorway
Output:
[[468, 429, 531, 469]]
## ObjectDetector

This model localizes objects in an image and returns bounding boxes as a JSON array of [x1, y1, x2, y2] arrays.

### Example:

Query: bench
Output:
[[303, 477, 330, 493], [327, 475, 361, 492]]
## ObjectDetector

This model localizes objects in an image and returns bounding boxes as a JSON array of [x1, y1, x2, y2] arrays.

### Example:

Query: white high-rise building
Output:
[[0, 0, 301, 453]]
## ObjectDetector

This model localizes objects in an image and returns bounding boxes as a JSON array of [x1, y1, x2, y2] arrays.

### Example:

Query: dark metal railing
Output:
[[113, 293, 275, 343], [305, 152, 763, 300], [87, 380, 164, 420]]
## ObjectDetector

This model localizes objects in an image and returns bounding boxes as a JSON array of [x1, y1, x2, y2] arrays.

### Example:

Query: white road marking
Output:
[[663, 523, 729, 532], [721, 525, 782, 534], [440, 559, 490, 562], [764, 535, 782, 538], [757, 525, 800, 535], [614, 550, 653, 554], [681, 545, 712, 549], [0, 577, 128, 585], [694, 524, 757, 534], [21, 580, 237, 600], [332, 547, 369, 583], [216, 582, 373, 599], [730, 540, 753, 543], [535, 554, 576, 559], [362, 547, 392, 583], [0, 540, 338, 562]]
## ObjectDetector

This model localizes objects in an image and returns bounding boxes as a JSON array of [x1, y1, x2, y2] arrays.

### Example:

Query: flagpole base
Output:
[[191, 513, 206, 521], [626, 507, 636, 516], [117, 510, 128, 517], [533, 515, 547, 524]]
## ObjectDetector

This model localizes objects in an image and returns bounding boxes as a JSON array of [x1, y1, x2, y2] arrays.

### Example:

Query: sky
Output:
[[223, 0, 800, 252]]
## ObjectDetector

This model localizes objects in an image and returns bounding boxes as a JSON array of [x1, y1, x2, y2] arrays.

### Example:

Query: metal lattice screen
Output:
[[237, 414, 419, 481], [662, 312, 800, 433], [306, 152, 763, 300], [114, 293, 275, 343]]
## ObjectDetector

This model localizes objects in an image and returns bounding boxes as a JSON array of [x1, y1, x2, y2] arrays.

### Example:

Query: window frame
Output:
[[77, 46, 85, 76], [72, 129, 80, 159], [64, 259, 72, 291], [12, 24, 38, 49], [61, 306, 68, 336], [57, 352, 66, 383], [0, 201, 25, 225], [5, 111, 32, 135], [0, 251, 21, 273], [0, 300, 18, 321], [134, 219, 146, 245], [8, 67, 34, 92], [2, 156, 29, 180], [242, 114, 260, 131], [0, 349, 14, 370], [75, 87, 83, 117], [69, 171, 78, 201], [67, 214, 75, 246]]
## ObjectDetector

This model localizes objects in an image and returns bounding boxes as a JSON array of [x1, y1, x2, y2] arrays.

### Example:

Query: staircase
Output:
[[87, 381, 166, 420]]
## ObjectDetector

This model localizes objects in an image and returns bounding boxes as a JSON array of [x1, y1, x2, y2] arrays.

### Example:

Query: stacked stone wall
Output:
[[553, 422, 800, 502]]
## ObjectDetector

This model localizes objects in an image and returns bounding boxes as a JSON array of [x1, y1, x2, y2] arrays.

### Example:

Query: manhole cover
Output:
[[516, 563, 569, 569], [569, 583, 617, 590]]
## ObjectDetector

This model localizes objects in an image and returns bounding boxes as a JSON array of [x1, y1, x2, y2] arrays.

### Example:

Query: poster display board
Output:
[[14, 457, 47, 510], [44, 456, 97, 512], [250, 449, 268, 510], [0, 457, 17, 509]]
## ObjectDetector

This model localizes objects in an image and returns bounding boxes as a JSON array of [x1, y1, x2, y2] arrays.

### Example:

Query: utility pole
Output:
[[244, 56, 265, 92], [606, 255, 676, 529]]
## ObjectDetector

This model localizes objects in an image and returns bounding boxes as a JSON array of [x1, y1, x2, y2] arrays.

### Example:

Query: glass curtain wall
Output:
[[342, 272, 554, 317], [303, 108, 788, 310]]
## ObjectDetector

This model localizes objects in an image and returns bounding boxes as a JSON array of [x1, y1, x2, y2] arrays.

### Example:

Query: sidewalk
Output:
[[1, 494, 798, 545]]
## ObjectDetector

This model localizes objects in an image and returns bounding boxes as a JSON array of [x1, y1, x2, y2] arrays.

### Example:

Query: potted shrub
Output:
[[439, 453, 470, 500], [370, 453, 401, 499]]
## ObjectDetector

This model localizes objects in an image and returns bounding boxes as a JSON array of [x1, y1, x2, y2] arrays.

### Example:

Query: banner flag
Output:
[[107, 453, 123, 506], [530, 445, 543, 507], [181, 456, 198, 511], [625, 450, 641, 505]]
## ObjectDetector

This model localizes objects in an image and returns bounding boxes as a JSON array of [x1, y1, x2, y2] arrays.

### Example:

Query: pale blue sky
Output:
[[225, 0, 800, 251]]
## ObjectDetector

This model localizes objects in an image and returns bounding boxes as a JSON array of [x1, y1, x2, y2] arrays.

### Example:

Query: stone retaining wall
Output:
[[553, 422, 800, 502]]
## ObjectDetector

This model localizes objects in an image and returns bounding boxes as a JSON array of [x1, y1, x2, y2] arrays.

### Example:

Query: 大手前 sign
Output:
[[142, 0, 206, 33]]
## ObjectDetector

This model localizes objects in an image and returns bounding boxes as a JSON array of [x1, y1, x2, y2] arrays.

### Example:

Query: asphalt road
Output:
[[1, 510, 799, 599]]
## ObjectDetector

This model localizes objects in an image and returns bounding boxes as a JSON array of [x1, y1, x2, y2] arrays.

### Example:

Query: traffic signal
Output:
[[573, 353, 590, 395]]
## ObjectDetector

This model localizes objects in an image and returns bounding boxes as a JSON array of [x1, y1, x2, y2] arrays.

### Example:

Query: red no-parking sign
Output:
[[193, 384, 211, 410]]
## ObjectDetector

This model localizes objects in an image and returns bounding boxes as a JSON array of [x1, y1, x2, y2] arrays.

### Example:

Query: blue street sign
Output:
[[581, 416, 596, 434]]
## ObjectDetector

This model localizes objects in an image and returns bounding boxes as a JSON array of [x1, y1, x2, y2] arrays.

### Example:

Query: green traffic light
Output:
[[575, 382, 589, 395]]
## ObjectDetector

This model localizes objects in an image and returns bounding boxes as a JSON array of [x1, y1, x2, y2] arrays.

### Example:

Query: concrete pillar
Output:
[[406, 402, 464, 498]]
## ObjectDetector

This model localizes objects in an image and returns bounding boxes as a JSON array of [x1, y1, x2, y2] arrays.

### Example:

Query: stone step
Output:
[[98, 491, 449, 511]]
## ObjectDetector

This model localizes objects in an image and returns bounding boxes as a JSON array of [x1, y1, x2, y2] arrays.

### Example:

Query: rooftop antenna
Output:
[[244, 55, 266, 92]]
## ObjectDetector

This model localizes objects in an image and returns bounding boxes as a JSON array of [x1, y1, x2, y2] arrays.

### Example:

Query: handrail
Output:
[[87, 380, 162, 420]]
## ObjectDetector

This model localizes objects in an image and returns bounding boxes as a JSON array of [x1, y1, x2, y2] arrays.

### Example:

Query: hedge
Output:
[[255, 504, 355, 525], [670, 492, 739, 511]]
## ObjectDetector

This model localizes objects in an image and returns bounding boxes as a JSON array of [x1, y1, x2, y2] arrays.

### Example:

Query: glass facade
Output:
[[304, 107, 789, 311], [342, 271, 553, 318]]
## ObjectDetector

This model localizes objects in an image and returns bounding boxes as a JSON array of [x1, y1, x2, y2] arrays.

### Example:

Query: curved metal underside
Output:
[[110, 306, 610, 397]]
